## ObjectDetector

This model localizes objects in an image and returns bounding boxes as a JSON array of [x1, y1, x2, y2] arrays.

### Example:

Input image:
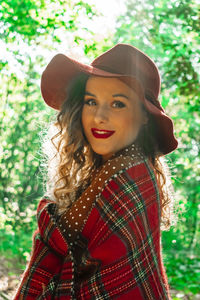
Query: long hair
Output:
[[44, 73, 174, 229], [44, 74, 101, 214]]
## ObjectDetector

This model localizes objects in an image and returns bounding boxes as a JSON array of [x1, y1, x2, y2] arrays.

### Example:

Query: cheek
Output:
[[122, 109, 144, 137], [126, 108, 140, 125], [129, 105, 145, 127]]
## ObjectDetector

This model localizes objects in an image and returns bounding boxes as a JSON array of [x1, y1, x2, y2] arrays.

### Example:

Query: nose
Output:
[[94, 104, 109, 124]]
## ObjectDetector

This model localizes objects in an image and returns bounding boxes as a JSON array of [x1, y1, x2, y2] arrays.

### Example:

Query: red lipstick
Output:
[[91, 128, 115, 139]]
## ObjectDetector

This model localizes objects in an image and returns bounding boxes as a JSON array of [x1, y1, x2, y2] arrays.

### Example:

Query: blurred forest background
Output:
[[0, 0, 199, 299]]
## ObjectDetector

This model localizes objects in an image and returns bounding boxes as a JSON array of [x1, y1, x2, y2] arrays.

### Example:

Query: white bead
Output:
[[99, 178, 102, 181], [75, 222, 78, 225], [68, 233, 71, 237], [72, 216, 74, 219], [79, 214, 82, 217], [75, 208, 78, 211], [83, 206, 86, 209]]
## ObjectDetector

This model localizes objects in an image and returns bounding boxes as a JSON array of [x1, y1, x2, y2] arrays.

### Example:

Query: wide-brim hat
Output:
[[41, 43, 178, 155]]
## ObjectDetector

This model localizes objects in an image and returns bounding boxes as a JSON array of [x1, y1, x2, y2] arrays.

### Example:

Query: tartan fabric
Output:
[[14, 156, 171, 299], [14, 200, 74, 300], [78, 160, 170, 299]]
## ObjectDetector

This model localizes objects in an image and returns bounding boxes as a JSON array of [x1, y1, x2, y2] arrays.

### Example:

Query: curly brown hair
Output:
[[45, 73, 174, 229]]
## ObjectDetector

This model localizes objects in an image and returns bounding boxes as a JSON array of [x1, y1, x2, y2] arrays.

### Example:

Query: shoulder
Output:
[[102, 157, 156, 191], [36, 198, 58, 232], [92, 158, 161, 238], [37, 197, 57, 215], [98, 158, 159, 211], [124, 158, 157, 187]]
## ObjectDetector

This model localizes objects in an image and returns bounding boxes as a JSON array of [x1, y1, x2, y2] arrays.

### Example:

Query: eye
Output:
[[84, 98, 97, 106], [112, 100, 126, 108]]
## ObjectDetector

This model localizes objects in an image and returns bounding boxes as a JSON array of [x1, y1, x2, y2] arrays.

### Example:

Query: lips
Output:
[[91, 128, 115, 139]]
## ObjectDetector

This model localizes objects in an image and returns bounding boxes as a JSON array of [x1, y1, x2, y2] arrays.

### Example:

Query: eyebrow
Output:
[[112, 93, 130, 100], [85, 91, 96, 97], [85, 91, 130, 100]]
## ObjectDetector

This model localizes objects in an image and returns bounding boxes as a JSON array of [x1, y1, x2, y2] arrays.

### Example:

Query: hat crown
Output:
[[91, 44, 160, 100]]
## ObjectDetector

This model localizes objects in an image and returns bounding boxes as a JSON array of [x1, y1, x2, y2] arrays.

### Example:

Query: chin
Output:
[[92, 148, 112, 158]]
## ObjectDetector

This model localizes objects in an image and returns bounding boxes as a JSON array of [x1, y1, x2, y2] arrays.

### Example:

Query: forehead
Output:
[[85, 76, 132, 93]]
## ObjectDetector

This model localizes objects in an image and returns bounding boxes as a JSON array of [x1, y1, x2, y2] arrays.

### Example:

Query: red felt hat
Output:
[[41, 43, 178, 155]]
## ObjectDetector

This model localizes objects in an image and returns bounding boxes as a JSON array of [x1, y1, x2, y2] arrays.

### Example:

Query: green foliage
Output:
[[0, 57, 48, 230], [0, 0, 98, 74], [0, 215, 36, 263], [164, 251, 200, 295], [0, 0, 97, 44], [0, 0, 199, 297]]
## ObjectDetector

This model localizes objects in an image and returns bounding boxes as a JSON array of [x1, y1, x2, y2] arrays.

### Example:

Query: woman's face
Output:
[[82, 76, 147, 161]]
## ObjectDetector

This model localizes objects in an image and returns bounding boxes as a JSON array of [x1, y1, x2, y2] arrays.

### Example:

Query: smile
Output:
[[91, 128, 115, 139]]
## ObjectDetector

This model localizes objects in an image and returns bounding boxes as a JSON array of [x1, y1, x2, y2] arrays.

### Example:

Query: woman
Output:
[[14, 43, 178, 299]]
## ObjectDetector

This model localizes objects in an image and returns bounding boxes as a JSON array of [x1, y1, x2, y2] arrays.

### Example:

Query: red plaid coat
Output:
[[14, 153, 171, 299]]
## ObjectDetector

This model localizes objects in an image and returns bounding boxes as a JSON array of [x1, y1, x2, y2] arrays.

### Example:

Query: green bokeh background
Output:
[[0, 0, 199, 298]]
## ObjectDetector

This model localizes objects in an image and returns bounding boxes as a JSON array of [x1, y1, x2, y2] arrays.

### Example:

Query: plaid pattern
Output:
[[14, 158, 171, 299], [14, 200, 74, 299], [78, 160, 170, 299]]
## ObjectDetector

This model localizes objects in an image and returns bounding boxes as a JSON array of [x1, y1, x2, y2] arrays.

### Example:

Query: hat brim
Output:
[[143, 99, 178, 155], [41, 53, 178, 155], [42, 54, 122, 109]]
